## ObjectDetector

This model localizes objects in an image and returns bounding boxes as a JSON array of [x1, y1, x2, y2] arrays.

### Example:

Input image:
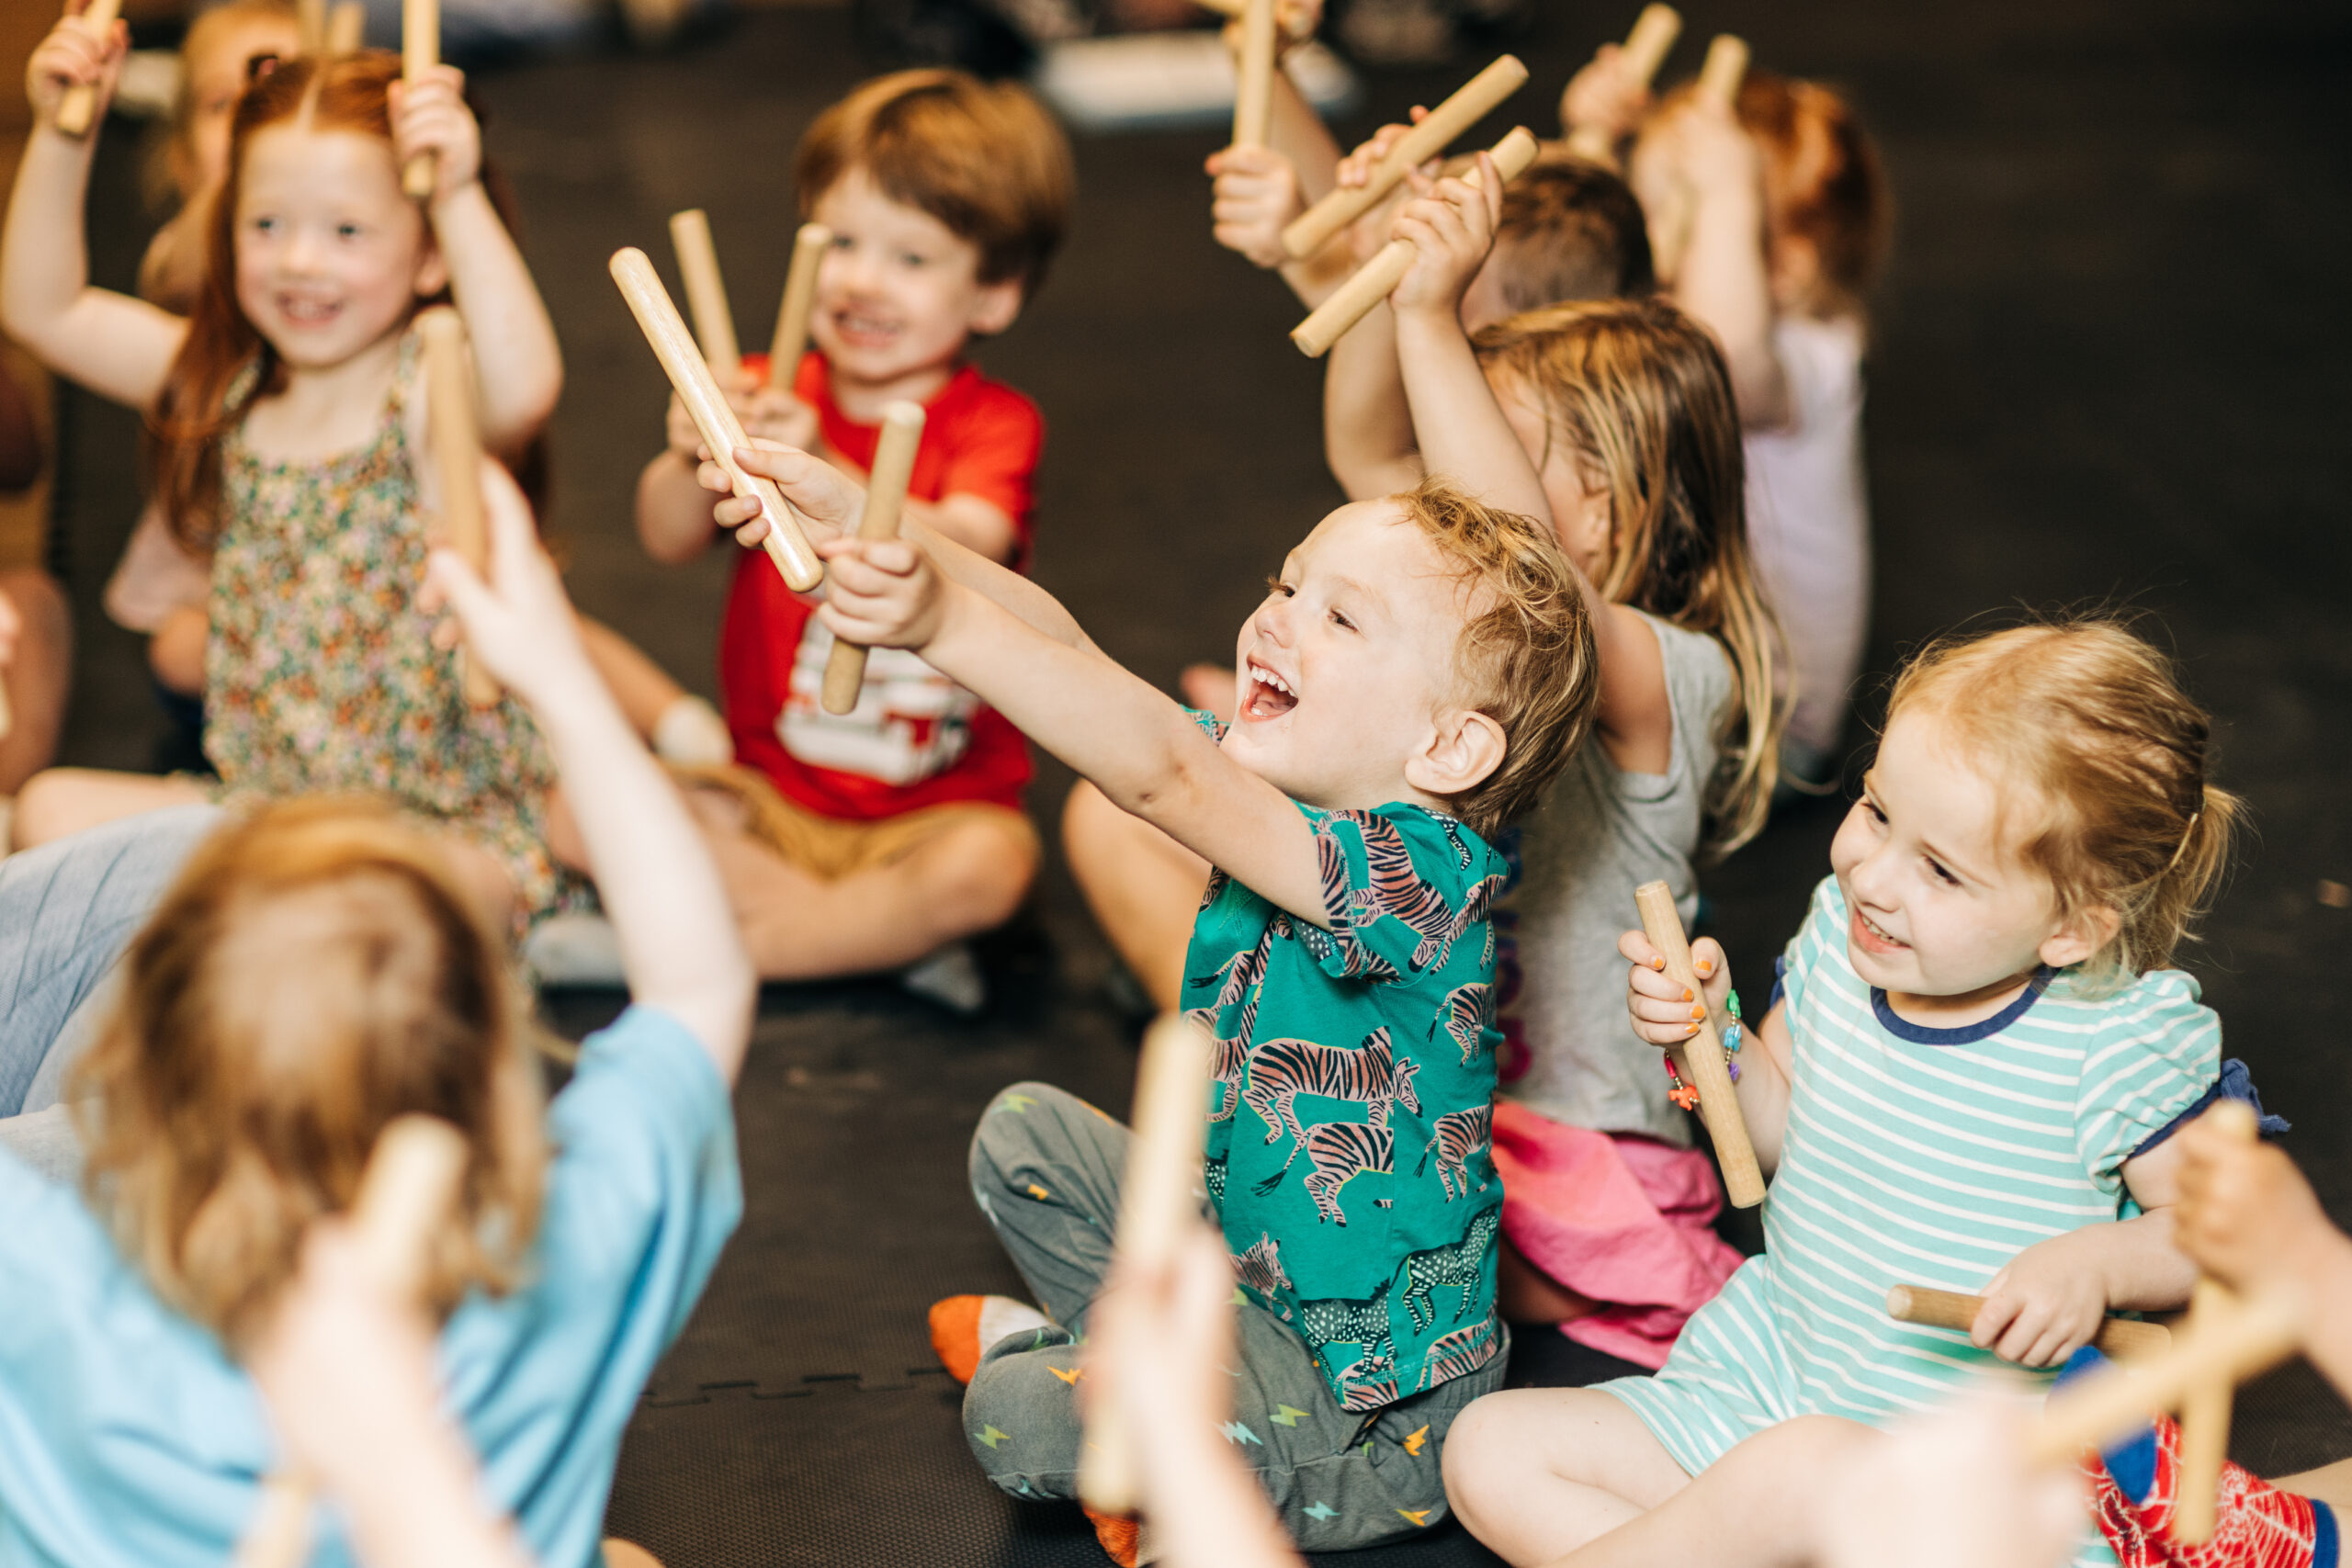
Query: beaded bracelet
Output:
[[1666, 988, 1741, 1110]]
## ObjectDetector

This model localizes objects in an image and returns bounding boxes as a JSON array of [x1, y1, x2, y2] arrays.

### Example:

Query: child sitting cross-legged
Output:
[[632, 69, 1072, 1007], [1442, 617, 2256, 1568], [697, 437, 1599, 1560]]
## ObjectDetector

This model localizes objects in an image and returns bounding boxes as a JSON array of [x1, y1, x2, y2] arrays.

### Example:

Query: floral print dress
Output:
[[203, 334, 581, 929]]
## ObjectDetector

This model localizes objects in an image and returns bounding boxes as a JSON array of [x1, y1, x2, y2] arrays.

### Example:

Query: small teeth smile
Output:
[[1240, 659, 1299, 720], [1859, 910, 1905, 947]]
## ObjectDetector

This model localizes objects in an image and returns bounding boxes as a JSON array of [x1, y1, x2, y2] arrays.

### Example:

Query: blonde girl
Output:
[[0, 463, 753, 1568], [1446, 618, 2243, 1568], [2, 15, 566, 927]]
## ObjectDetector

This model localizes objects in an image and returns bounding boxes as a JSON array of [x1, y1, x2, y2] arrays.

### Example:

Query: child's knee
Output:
[[962, 1347, 1080, 1493], [920, 818, 1037, 936], [1441, 1392, 1520, 1512], [967, 1079, 1068, 1193], [15, 769, 94, 850]]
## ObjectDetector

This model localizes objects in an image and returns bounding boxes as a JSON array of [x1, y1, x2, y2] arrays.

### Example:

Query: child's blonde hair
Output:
[[70, 798, 547, 1349], [1473, 296, 1784, 852], [1886, 618, 2241, 993], [149, 0, 301, 208], [1394, 477, 1600, 839]]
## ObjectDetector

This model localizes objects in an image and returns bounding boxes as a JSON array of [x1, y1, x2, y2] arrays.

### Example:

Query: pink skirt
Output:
[[1492, 1100, 1747, 1371]]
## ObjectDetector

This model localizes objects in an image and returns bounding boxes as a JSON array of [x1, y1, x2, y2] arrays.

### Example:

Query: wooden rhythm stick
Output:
[[610, 247, 823, 591], [2030, 1285, 2301, 1468], [1230, 0, 1278, 149], [766, 222, 831, 393], [2176, 1100, 2261, 1542], [667, 209, 741, 378], [1078, 1014, 1217, 1517], [417, 307, 500, 708], [1632, 878, 1764, 1208], [1280, 54, 1528, 260], [298, 0, 328, 53], [1886, 1285, 2173, 1363], [1647, 32, 1748, 284], [818, 401, 924, 716], [1696, 31, 1749, 106], [400, 0, 438, 199], [232, 1116, 471, 1568], [1289, 126, 1538, 359], [326, 2, 367, 57], [1563, 5, 1682, 164], [54, 0, 125, 138]]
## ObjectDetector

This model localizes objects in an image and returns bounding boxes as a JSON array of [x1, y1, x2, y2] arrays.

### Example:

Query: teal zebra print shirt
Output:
[[1185, 788, 1508, 1413]]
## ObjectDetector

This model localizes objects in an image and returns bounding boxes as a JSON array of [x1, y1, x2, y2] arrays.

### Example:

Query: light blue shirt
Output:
[[0, 1006, 741, 1568]]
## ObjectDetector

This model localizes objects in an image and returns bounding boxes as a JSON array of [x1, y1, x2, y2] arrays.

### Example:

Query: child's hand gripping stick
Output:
[[1078, 1014, 1217, 1517], [53, 0, 125, 138], [2030, 1279, 2301, 1468], [819, 400, 924, 716], [610, 247, 823, 592], [1279, 54, 1529, 260], [400, 0, 439, 199], [668, 209, 741, 378], [1633, 878, 1764, 1208], [417, 307, 500, 709], [766, 222, 832, 393], [1563, 5, 1682, 164], [1885, 1285, 2173, 1362], [232, 1115, 470, 1568], [1290, 126, 1538, 359], [2176, 1099, 2260, 1543], [1231, 0, 1279, 150]]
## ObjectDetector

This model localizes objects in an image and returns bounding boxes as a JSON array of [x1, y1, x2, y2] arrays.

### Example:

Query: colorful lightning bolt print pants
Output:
[[959, 1081, 1505, 1552]]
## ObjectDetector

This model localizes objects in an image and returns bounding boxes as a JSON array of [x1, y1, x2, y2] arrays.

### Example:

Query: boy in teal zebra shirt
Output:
[[711, 436, 1598, 1559]]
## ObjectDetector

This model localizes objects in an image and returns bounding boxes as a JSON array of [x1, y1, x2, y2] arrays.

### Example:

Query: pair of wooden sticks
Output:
[[610, 244, 923, 716], [296, 0, 368, 58], [232, 1116, 472, 1568], [665, 209, 831, 394]]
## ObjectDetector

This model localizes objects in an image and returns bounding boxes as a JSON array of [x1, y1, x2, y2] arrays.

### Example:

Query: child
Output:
[[696, 435, 1597, 1556], [1569, 59, 1888, 787], [1442, 618, 2240, 1568], [2, 27, 569, 931], [1359, 159, 1783, 1364], [0, 459, 755, 1568], [632, 68, 1072, 996]]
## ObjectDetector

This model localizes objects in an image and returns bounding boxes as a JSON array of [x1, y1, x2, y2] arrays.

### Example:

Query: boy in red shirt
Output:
[[635, 70, 1072, 1001]]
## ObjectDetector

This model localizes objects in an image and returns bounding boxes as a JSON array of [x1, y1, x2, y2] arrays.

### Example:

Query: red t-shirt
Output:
[[718, 352, 1043, 821]]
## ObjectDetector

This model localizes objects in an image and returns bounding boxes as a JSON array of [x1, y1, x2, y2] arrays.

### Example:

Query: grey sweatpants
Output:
[[961, 1081, 1507, 1553]]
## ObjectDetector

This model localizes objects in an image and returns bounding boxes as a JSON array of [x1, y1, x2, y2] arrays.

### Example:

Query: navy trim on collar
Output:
[[1871, 967, 2053, 1046]]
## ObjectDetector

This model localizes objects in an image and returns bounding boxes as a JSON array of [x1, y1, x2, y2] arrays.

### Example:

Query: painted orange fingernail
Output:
[[1681, 987, 1692, 1001], [1685, 1022, 1698, 1036], [1696, 958, 1713, 976], [1651, 957, 1664, 970], [1690, 1005, 1705, 1021]]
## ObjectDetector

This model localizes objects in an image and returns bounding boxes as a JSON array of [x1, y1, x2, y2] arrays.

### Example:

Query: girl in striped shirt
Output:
[[1442, 618, 2250, 1568]]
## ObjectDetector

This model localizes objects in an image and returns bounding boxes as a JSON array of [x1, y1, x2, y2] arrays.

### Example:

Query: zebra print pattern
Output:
[[1230, 1230, 1293, 1309], [1417, 1103, 1493, 1202], [1415, 1315, 1499, 1393], [1421, 873, 1507, 972], [1298, 1121, 1393, 1224], [1186, 931, 1273, 1123], [1298, 1278, 1399, 1412], [1242, 1025, 1420, 1173], [1324, 813, 1460, 972], [1434, 981, 1494, 1066], [1400, 1205, 1502, 1332]]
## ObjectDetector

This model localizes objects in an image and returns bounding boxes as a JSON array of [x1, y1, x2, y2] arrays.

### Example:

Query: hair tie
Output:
[[2163, 809, 2202, 875]]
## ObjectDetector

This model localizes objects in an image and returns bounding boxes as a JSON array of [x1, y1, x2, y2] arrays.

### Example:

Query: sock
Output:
[[1083, 1506, 1139, 1568], [927, 1293, 1048, 1384], [900, 942, 987, 1015], [650, 695, 733, 767], [2082, 1405, 2336, 1568]]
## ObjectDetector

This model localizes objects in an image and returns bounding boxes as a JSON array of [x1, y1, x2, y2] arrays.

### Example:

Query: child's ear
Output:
[[2038, 901, 2121, 971], [1405, 708, 1507, 802], [967, 277, 1024, 337], [413, 239, 450, 301]]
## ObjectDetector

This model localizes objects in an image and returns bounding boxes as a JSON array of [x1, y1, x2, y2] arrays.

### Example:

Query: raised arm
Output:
[[1, 10, 188, 410], [1654, 102, 1790, 429], [1389, 161, 1670, 766], [393, 68, 561, 456], [428, 463, 753, 1079]]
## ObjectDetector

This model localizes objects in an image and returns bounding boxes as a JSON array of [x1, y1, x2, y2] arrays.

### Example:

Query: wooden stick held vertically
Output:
[[2177, 1100, 2262, 1543], [298, 0, 329, 53], [1289, 126, 1540, 358], [400, 0, 438, 199], [609, 247, 823, 592], [1280, 54, 1529, 259], [1884, 1285, 2172, 1362], [326, 2, 367, 57], [1078, 1015, 1217, 1517], [1563, 5, 1682, 164], [667, 209, 741, 378], [1230, 0, 1278, 150], [418, 308, 500, 708], [232, 1117, 471, 1568], [766, 222, 832, 393], [1647, 32, 1747, 284], [54, 0, 125, 138], [1633, 879, 1764, 1208], [819, 401, 924, 716]]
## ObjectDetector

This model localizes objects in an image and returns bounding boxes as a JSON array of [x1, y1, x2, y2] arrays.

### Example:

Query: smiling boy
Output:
[[634, 70, 1071, 1002], [695, 440, 1600, 1559]]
